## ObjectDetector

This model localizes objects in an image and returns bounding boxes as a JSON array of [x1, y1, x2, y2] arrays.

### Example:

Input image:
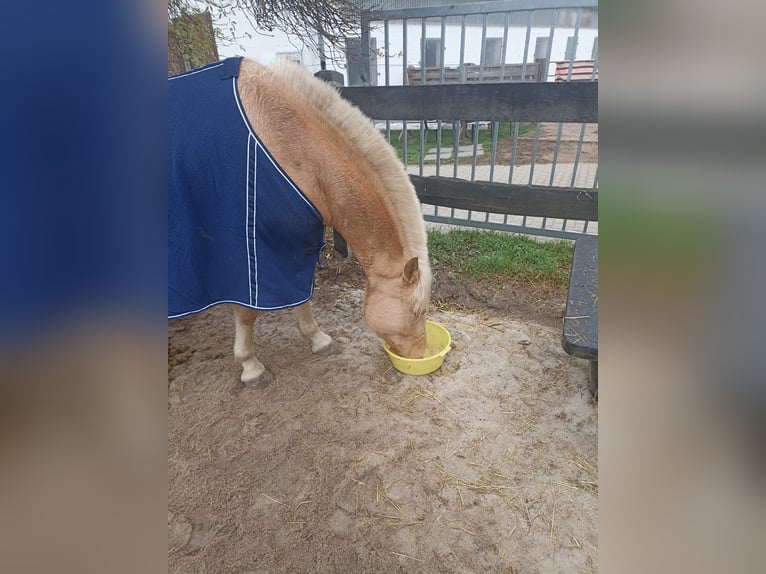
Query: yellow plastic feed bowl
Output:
[[383, 320, 451, 375]]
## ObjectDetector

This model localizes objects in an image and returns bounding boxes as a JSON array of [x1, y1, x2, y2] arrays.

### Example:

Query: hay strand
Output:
[[261, 493, 288, 508], [391, 551, 425, 563]]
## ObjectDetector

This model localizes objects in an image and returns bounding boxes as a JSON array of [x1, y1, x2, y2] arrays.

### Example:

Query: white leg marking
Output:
[[293, 302, 333, 355], [232, 306, 273, 387]]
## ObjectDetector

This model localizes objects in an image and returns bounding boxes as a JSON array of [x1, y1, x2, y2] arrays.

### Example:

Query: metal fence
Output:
[[353, 0, 598, 240]]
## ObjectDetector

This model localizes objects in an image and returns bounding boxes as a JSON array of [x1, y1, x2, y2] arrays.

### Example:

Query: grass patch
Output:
[[387, 122, 535, 165], [427, 229, 573, 286]]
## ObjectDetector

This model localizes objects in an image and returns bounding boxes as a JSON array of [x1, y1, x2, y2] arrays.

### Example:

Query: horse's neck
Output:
[[320, 173, 410, 279], [236, 62, 410, 279], [260, 116, 408, 280]]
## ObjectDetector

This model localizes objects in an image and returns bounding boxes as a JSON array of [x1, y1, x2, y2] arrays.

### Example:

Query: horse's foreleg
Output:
[[232, 305, 273, 387], [293, 302, 333, 356]]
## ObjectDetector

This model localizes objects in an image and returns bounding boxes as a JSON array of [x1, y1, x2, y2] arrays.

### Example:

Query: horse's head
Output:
[[364, 257, 429, 359]]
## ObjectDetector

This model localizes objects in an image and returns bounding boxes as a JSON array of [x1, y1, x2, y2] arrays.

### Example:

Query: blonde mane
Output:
[[267, 59, 432, 312]]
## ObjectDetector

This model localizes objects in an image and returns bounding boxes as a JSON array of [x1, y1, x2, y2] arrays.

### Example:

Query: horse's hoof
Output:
[[312, 334, 333, 356], [242, 369, 274, 389], [313, 341, 334, 356]]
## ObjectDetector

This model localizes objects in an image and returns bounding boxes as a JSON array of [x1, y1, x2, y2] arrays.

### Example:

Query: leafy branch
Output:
[[169, 1, 368, 57]]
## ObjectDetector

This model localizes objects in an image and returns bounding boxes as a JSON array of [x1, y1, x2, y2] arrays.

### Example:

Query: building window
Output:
[[276, 51, 301, 65], [423, 38, 442, 68], [534, 36, 549, 61], [484, 37, 503, 66]]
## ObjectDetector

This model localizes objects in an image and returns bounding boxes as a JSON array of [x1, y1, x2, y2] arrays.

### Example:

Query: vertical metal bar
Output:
[[459, 15, 466, 81], [462, 15, 481, 218], [439, 16, 446, 84], [452, 119, 460, 179], [566, 8, 583, 81], [384, 19, 390, 144], [419, 119, 426, 176], [492, 12, 508, 182], [570, 123, 587, 187], [544, 10, 559, 82], [454, 15, 466, 179], [508, 121, 519, 184], [421, 18, 427, 84], [402, 126, 408, 167], [499, 11, 509, 81], [479, 13, 487, 79], [317, 32, 325, 70], [360, 15, 371, 84], [543, 121, 565, 229], [419, 18, 427, 176], [591, 36, 599, 76], [512, 10, 532, 222], [402, 18, 408, 167], [384, 19, 390, 86], [490, 122, 500, 181], [589, 38, 599, 190], [521, 11, 532, 80], [591, 31, 598, 60], [471, 120, 480, 182], [549, 123, 564, 186], [563, 21, 590, 234], [435, 16, 446, 177], [520, 12, 533, 231], [472, 14, 486, 183], [402, 17, 408, 79], [528, 8, 559, 233], [528, 122, 541, 185], [401, 17, 407, 77]]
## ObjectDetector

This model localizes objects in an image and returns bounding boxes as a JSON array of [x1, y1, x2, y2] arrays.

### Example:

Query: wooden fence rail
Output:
[[339, 81, 597, 124], [411, 176, 597, 221]]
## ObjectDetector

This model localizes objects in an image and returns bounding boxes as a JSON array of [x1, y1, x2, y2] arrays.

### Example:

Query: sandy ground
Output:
[[482, 122, 598, 167], [404, 122, 598, 167], [168, 260, 598, 573]]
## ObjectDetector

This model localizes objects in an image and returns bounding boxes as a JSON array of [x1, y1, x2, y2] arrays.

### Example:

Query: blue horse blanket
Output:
[[168, 57, 325, 318]]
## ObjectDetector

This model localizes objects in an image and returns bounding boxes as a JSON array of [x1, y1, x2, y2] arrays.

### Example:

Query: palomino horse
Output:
[[169, 57, 432, 387]]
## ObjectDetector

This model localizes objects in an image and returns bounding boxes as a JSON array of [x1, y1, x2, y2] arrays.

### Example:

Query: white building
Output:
[[216, 1, 597, 86]]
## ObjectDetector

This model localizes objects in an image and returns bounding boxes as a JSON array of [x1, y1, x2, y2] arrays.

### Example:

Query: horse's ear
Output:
[[402, 257, 420, 287]]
